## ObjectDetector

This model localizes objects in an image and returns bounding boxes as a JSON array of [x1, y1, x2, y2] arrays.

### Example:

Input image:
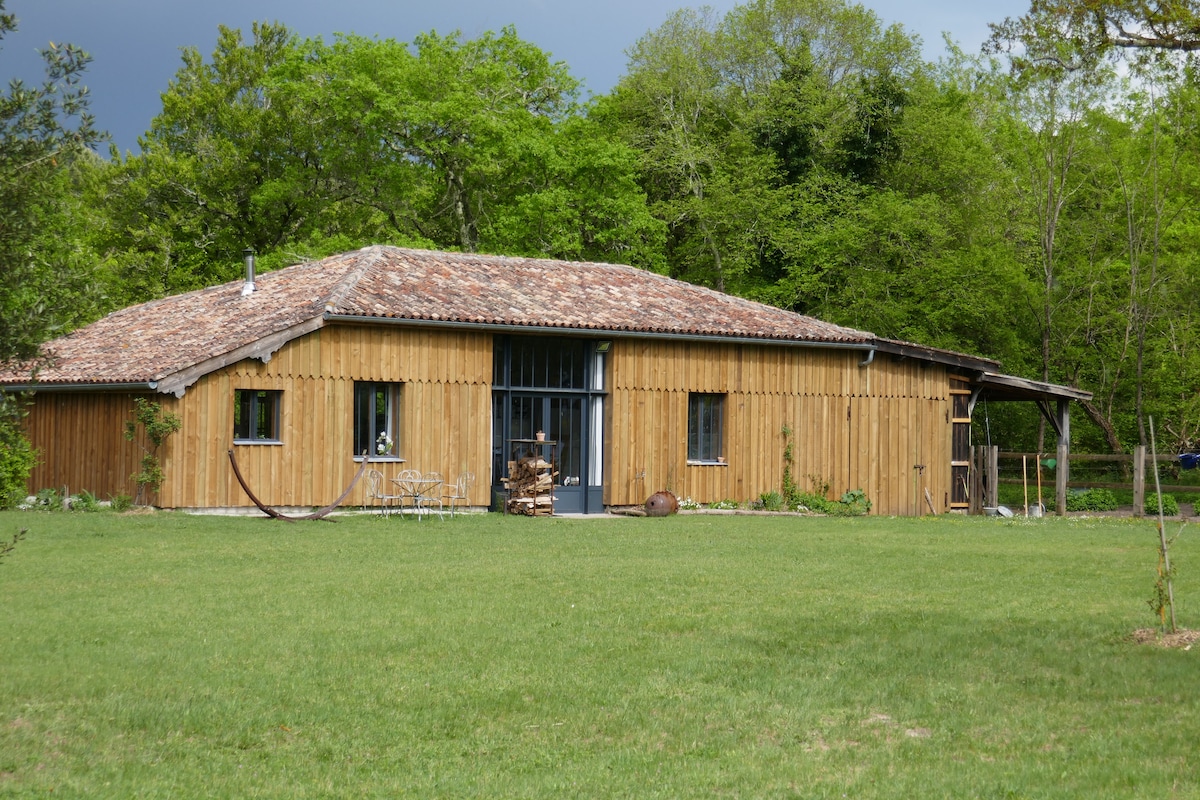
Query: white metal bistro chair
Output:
[[442, 471, 475, 517], [393, 469, 422, 518], [414, 471, 445, 520], [366, 469, 405, 518]]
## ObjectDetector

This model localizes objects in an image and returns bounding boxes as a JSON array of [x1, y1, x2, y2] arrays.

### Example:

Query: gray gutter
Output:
[[1, 381, 159, 393], [321, 312, 877, 352]]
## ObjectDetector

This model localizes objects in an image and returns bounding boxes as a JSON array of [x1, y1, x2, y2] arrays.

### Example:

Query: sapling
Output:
[[1147, 417, 1183, 633], [0, 527, 27, 565]]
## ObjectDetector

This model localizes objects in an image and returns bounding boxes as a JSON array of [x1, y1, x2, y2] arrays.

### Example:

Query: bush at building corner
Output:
[[0, 404, 38, 509]]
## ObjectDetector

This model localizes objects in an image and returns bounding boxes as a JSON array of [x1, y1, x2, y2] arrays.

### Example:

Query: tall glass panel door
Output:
[[492, 335, 606, 514]]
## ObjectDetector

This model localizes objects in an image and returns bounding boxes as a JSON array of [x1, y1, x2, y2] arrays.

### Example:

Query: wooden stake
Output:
[[1036, 452, 1043, 515], [1022, 455, 1029, 517]]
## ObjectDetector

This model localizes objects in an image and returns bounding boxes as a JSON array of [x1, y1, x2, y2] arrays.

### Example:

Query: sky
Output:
[[1, 0, 1031, 154]]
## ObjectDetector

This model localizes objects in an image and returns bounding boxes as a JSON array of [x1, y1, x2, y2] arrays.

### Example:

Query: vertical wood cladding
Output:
[[607, 340, 955, 516], [23, 327, 960, 516], [154, 324, 494, 510], [24, 392, 157, 501]]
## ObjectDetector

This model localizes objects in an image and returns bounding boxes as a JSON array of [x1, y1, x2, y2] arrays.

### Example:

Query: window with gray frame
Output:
[[353, 382, 402, 458], [234, 389, 282, 442], [687, 393, 724, 462]]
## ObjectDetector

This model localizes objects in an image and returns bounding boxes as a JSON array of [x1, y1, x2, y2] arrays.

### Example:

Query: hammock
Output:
[[228, 449, 368, 521]]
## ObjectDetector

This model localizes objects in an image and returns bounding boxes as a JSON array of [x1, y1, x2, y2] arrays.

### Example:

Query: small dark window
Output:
[[354, 382, 401, 458], [688, 393, 724, 462], [234, 390, 281, 442]]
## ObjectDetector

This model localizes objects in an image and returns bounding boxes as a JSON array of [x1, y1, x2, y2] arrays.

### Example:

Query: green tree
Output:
[[481, 113, 666, 268], [607, 0, 926, 296], [1000, 51, 1115, 450], [990, 1, 1200, 68], [874, 50, 1032, 363], [95, 23, 663, 297], [988, 2, 1200, 453], [0, 0, 103, 366], [96, 22, 365, 304], [285, 26, 662, 262], [0, 1, 104, 503]]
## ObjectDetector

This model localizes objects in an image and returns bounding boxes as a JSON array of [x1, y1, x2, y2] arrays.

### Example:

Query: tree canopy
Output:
[[0, 0, 103, 366], [988, 0, 1200, 74], [91, 24, 664, 304]]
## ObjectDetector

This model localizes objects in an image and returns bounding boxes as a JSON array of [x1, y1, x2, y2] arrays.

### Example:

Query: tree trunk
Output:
[[1079, 398, 1125, 453]]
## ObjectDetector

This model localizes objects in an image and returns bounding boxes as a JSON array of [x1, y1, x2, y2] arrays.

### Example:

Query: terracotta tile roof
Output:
[[0, 245, 877, 390], [334, 247, 872, 341]]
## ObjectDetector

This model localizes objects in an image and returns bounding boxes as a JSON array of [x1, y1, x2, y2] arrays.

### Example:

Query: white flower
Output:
[[376, 432, 394, 454]]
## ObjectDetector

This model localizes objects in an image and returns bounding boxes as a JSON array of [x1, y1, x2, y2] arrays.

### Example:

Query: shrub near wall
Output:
[[0, 409, 37, 508], [1145, 494, 1180, 517], [1065, 488, 1119, 512]]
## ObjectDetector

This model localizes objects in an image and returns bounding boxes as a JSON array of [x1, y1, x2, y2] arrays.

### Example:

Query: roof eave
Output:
[[4, 314, 329, 398], [874, 338, 1000, 373], [154, 314, 326, 397], [321, 312, 877, 350], [1, 380, 160, 393], [976, 371, 1094, 403]]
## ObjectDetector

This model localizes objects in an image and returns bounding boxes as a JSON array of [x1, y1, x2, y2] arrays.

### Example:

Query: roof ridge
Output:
[[324, 246, 386, 311]]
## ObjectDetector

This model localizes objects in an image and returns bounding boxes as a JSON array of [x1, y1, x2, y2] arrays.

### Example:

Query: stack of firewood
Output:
[[503, 456, 557, 515]]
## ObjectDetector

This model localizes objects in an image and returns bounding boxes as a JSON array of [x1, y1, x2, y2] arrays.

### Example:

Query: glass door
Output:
[[497, 394, 585, 513], [491, 335, 606, 514]]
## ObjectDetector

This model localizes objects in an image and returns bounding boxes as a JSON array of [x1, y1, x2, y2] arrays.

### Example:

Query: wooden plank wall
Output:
[[156, 324, 494, 509], [23, 392, 154, 501], [607, 340, 954, 516], [22, 328, 956, 516]]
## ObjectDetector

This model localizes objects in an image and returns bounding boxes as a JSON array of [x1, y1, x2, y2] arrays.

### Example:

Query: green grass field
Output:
[[1, 510, 1196, 798]]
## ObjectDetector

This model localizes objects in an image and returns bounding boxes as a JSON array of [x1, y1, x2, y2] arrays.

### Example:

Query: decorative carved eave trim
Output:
[[155, 315, 325, 398]]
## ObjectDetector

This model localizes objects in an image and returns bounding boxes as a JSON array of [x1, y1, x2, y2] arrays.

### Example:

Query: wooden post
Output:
[[969, 446, 984, 515], [1022, 455, 1029, 517], [1055, 443, 1069, 516], [986, 446, 999, 509], [1055, 398, 1071, 517], [1132, 444, 1146, 518], [1036, 452, 1044, 515]]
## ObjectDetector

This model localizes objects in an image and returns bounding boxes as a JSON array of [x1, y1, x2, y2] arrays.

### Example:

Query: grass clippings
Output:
[[1131, 627, 1200, 648]]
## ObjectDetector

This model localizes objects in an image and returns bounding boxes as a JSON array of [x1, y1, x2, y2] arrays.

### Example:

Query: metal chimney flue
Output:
[[241, 248, 256, 296]]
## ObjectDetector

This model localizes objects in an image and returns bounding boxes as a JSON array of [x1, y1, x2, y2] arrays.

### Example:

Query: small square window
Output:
[[234, 390, 281, 442], [688, 393, 724, 463], [354, 382, 402, 458]]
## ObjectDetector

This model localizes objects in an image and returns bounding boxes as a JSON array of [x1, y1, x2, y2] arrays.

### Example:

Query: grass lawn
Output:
[[0, 510, 1196, 798]]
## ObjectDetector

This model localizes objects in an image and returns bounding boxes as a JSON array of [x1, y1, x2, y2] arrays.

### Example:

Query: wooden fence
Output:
[[968, 446, 1200, 516]]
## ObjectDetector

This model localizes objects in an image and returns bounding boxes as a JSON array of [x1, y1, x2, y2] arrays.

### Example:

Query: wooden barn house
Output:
[[0, 246, 1089, 515]]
